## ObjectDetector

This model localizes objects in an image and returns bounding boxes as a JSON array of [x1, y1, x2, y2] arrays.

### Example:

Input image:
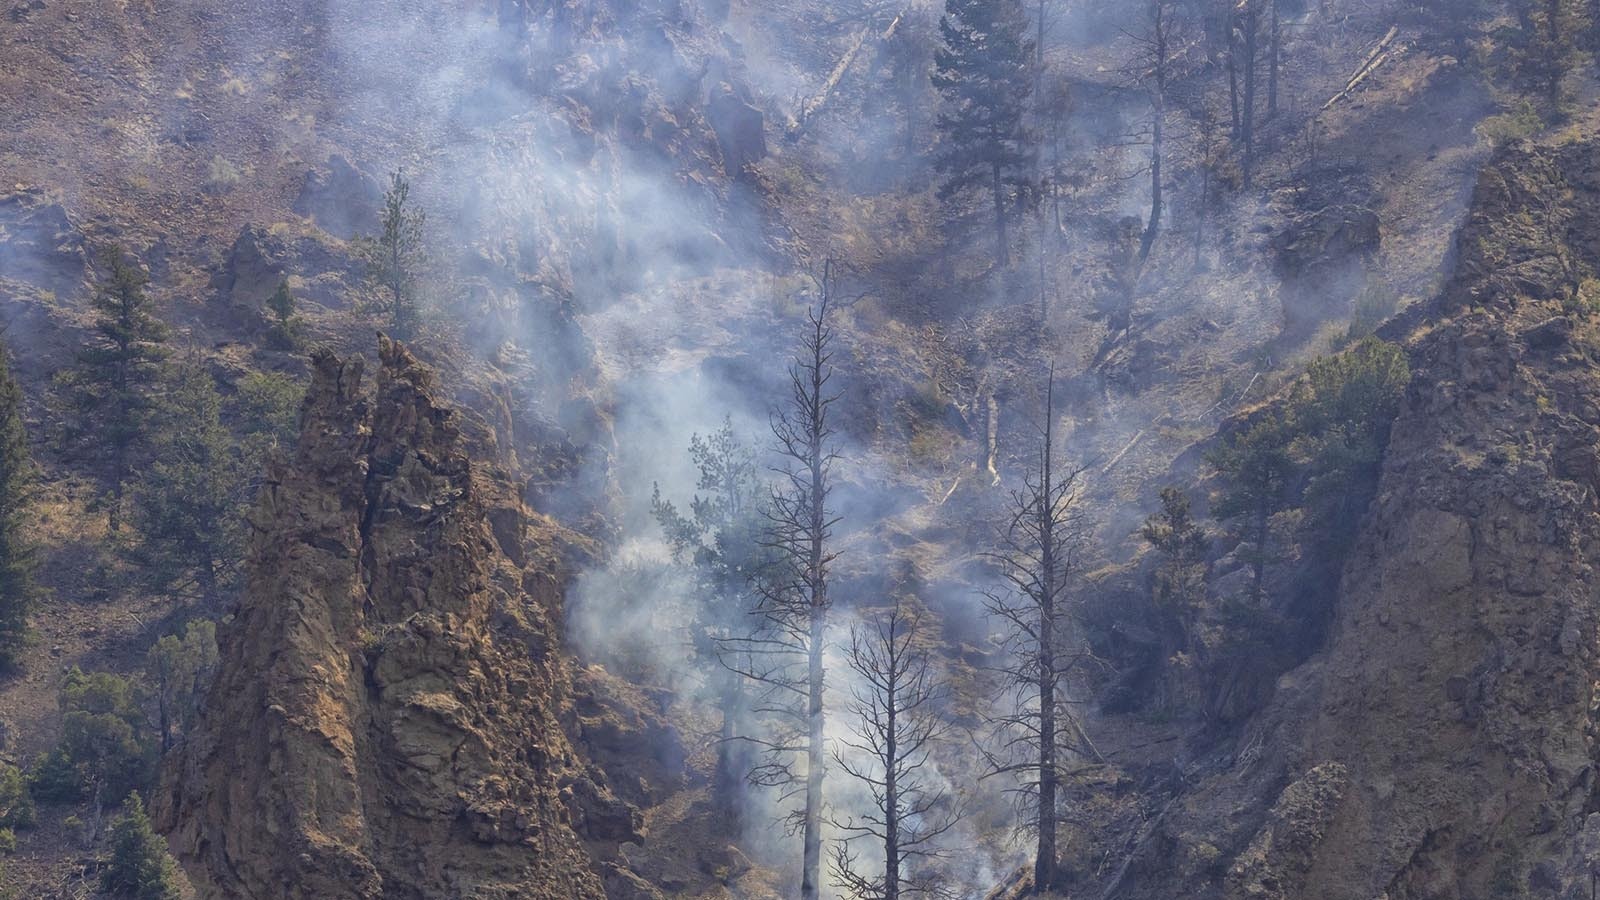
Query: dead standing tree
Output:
[[979, 373, 1095, 895], [1127, 0, 1190, 266], [829, 600, 966, 900], [727, 265, 843, 900]]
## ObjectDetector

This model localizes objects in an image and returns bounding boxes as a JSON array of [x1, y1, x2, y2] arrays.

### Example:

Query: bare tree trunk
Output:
[[1139, 1, 1169, 265], [1242, 2, 1259, 189], [993, 156, 1010, 269], [715, 662, 744, 827], [1227, 43, 1240, 137], [830, 603, 961, 899], [1268, 0, 1280, 120], [1038, 211, 1050, 326], [1033, 378, 1059, 894], [1251, 506, 1269, 605], [883, 691, 900, 900], [1547, 0, 1564, 103], [980, 371, 1088, 897], [801, 602, 825, 900]]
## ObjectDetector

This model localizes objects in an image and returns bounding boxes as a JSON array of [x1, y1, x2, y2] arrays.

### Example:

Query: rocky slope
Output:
[[1107, 138, 1600, 900], [155, 338, 614, 899]]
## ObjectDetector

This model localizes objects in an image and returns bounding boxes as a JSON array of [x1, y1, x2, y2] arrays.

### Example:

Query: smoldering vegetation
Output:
[[0, 0, 1563, 896]]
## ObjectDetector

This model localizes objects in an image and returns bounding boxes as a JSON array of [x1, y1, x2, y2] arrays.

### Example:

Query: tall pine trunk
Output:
[[884, 695, 900, 900], [993, 157, 1010, 269], [801, 603, 825, 899], [799, 302, 831, 900], [1242, 4, 1258, 189], [1268, 0, 1280, 120], [1033, 388, 1059, 894]]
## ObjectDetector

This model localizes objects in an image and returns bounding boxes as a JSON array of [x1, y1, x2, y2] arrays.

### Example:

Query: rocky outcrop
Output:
[[293, 155, 384, 240], [156, 338, 609, 899], [1271, 169, 1381, 337], [1115, 140, 1600, 899], [0, 187, 86, 296], [211, 223, 363, 316], [707, 83, 766, 179]]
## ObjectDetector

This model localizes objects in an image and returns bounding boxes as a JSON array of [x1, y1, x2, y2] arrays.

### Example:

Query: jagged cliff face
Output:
[[1114, 140, 1600, 900], [156, 338, 605, 899]]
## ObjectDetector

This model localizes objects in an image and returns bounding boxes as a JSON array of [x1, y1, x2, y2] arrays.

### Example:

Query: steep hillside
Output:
[[2, 0, 1595, 898]]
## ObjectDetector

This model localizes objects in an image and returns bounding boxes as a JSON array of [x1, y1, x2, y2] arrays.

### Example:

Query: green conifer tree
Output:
[[131, 358, 246, 604], [99, 792, 180, 900], [1206, 413, 1294, 606], [64, 248, 170, 533], [356, 170, 427, 341], [264, 277, 301, 350], [932, 0, 1036, 269], [0, 342, 37, 669]]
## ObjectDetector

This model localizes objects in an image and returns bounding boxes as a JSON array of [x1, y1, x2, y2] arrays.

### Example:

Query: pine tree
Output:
[[933, 0, 1036, 269], [64, 247, 170, 533], [0, 342, 37, 670], [1207, 413, 1294, 606], [146, 619, 218, 752], [131, 358, 247, 605], [1141, 487, 1208, 668], [30, 667, 156, 836], [100, 792, 181, 900], [264, 277, 301, 350], [1516, 0, 1591, 105], [651, 417, 765, 824], [356, 170, 427, 341]]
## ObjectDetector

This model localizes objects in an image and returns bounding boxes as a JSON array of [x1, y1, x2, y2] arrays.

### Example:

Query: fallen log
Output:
[[788, 10, 906, 137], [1322, 24, 1401, 111]]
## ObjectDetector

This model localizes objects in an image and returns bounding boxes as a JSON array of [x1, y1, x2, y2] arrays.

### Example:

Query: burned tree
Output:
[[1236, 0, 1262, 189], [652, 417, 766, 824], [1130, 0, 1188, 264], [980, 374, 1092, 894], [830, 600, 964, 900], [727, 267, 842, 900]]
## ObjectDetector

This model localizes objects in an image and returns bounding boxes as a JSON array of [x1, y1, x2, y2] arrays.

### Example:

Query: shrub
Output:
[[203, 155, 241, 194], [29, 668, 155, 803], [146, 619, 218, 751], [1477, 99, 1543, 147], [1289, 337, 1411, 548], [0, 764, 33, 829]]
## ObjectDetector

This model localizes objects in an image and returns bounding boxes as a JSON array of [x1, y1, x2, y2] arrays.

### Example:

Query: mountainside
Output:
[[6, 0, 1600, 898], [1109, 137, 1600, 900]]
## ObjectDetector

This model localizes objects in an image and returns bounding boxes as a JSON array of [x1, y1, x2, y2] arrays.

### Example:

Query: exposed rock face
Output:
[[1271, 170, 1382, 337], [707, 84, 766, 178], [0, 187, 86, 296], [157, 338, 606, 899], [1117, 140, 1600, 899], [293, 155, 384, 240], [212, 223, 363, 316]]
